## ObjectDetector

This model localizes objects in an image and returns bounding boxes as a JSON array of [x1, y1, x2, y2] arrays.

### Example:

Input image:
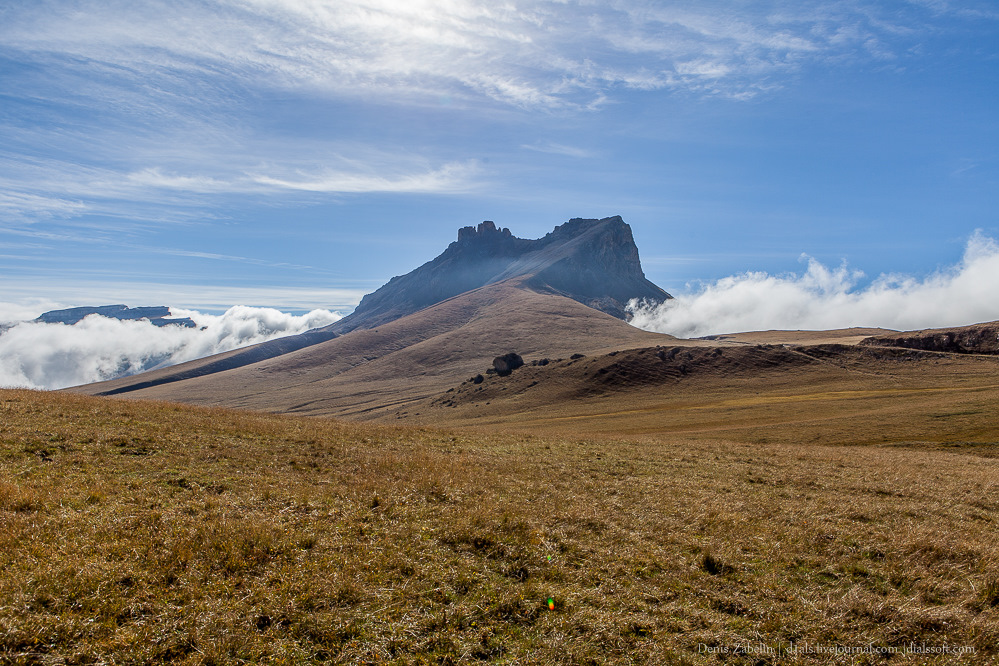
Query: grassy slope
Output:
[[1, 389, 997, 664], [419, 344, 999, 445], [73, 284, 672, 419]]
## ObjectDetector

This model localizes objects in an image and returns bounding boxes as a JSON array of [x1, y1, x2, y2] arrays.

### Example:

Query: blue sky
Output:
[[1, 0, 997, 318]]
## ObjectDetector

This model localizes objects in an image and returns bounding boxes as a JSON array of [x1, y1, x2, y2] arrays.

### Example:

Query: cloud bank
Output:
[[628, 232, 999, 338], [0, 306, 341, 390]]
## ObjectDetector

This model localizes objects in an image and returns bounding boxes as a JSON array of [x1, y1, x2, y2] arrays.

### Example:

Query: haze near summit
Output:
[[1, 3, 997, 346]]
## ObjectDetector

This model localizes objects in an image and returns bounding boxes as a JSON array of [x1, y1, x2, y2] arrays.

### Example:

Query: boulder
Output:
[[493, 353, 524, 377]]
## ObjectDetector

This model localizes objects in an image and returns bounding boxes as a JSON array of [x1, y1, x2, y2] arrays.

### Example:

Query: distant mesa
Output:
[[35, 304, 197, 328]]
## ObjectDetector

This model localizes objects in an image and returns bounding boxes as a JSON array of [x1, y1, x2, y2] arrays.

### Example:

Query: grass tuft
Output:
[[700, 551, 731, 576], [980, 578, 999, 609]]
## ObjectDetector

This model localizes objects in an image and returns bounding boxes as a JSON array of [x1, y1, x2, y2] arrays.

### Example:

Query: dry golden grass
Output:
[[425, 345, 999, 449], [1, 388, 998, 664]]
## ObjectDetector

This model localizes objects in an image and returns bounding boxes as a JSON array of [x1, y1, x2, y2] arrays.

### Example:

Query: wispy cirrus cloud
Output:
[[125, 168, 233, 193], [0, 191, 86, 220], [2, 1, 975, 113], [252, 160, 480, 194], [1, 0, 994, 226], [904, 0, 999, 20], [521, 142, 593, 159], [0, 140, 479, 228], [123, 159, 482, 196], [0, 283, 369, 317]]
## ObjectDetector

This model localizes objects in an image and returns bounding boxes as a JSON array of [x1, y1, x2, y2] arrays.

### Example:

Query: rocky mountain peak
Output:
[[456, 220, 514, 242], [325, 216, 671, 334]]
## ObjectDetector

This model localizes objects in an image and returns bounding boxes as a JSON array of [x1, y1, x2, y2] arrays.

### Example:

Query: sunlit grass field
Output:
[[1, 388, 997, 664]]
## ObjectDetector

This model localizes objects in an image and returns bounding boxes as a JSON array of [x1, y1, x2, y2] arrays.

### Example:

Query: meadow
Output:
[[1, 388, 997, 664]]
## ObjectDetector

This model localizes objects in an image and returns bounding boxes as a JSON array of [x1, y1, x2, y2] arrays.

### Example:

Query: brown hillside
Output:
[[418, 339, 999, 444], [71, 216, 679, 414], [75, 280, 675, 418], [69, 216, 942, 427], [76, 298, 999, 437]]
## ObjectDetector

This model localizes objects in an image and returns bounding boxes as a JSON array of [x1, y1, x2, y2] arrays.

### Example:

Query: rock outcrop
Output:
[[860, 322, 999, 355], [492, 352, 524, 376]]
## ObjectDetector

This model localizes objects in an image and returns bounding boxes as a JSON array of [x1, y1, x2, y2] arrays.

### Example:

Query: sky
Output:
[[1, 1, 998, 334]]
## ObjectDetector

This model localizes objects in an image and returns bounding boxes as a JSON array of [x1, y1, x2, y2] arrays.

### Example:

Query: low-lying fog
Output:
[[629, 232, 999, 338], [0, 306, 340, 390]]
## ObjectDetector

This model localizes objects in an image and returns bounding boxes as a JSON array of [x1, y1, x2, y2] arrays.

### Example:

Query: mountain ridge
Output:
[[324, 215, 671, 334]]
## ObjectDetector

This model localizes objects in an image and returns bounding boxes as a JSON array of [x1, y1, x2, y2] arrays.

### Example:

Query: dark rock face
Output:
[[493, 352, 524, 376], [35, 305, 197, 328], [325, 216, 671, 334], [522, 217, 661, 319]]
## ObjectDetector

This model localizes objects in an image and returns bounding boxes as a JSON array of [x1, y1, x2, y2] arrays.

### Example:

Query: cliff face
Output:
[[524, 217, 667, 318], [327, 216, 671, 333]]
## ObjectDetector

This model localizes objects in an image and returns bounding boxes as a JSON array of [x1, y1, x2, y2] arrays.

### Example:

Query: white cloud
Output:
[[0, 145, 478, 227], [0, 0, 991, 222], [120, 159, 481, 196], [0, 305, 342, 390], [0, 1, 951, 112], [628, 232, 999, 338], [0, 299, 69, 324], [0, 191, 87, 220], [252, 160, 480, 193], [520, 141, 593, 158], [0, 0, 984, 221], [125, 168, 233, 192]]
